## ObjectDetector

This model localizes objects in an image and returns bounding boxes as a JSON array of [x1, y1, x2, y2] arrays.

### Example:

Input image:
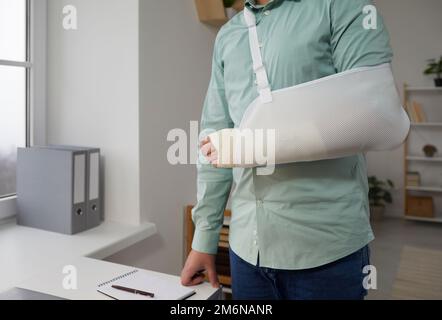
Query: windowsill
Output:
[[0, 218, 157, 293], [0, 196, 17, 221]]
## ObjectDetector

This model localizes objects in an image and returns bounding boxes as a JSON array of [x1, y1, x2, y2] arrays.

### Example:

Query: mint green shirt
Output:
[[192, 0, 393, 269]]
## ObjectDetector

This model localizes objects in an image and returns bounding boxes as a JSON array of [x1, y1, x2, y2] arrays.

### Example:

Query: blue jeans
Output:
[[229, 246, 370, 300]]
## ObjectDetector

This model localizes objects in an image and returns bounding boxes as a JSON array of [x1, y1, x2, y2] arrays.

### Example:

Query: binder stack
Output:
[[17, 146, 102, 235]]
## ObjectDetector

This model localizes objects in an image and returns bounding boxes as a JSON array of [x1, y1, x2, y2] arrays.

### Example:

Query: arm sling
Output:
[[208, 8, 410, 167]]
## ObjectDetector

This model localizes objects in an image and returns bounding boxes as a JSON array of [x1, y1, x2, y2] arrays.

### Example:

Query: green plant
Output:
[[423, 144, 438, 158], [423, 57, 442, 79], [223, 0, 236, 8], [368, 176, 394, 207]]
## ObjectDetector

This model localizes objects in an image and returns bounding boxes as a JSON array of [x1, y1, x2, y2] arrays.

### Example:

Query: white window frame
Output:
[[0, 0, 47, 221]]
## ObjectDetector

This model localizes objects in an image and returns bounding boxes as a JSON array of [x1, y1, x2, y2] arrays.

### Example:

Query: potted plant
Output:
[[368, 176, 394, 221], [423, 144, 438, 158], [423, 57, 442, 87]]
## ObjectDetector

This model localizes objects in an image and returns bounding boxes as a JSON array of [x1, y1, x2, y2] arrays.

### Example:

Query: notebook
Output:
[[97, 270, 196, 300]]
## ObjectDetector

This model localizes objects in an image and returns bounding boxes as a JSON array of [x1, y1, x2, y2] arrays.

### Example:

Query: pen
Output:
[[111, 285, 155, 298]]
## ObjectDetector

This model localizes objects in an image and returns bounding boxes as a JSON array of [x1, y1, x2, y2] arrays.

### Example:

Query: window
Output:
[[0, 0, 29, 200]]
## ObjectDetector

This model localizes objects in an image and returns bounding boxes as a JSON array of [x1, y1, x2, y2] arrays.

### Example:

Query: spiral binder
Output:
[[97, 269, 139, 288]]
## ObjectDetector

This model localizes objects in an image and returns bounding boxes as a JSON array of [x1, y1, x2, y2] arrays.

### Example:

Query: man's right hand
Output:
[[181, 250, 220, 288]]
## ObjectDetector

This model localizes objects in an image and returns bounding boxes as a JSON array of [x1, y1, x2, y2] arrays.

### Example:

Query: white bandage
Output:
[[208, 64, 410, 167]]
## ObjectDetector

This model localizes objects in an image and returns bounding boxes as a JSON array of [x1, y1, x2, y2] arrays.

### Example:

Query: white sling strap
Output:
[[244, 8, 273, 103]]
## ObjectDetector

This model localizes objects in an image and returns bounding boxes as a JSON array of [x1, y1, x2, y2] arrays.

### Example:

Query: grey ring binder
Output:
[[17, 145, 102, 235]]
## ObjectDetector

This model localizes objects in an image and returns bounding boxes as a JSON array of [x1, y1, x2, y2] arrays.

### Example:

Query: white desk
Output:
[[0, 219, 219, 300], [16, 257, 221, 300], [0, 218, 156, 293]]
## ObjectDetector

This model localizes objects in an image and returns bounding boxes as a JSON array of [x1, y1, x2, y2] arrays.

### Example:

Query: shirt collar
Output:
[[245, 0, 280, 10]]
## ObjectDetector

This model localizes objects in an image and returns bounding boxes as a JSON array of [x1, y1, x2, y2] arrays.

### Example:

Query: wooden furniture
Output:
[[184, 205, 232, 290], [403, 84, 442, 223], [194, 0, 244, 27], [406, 196, 434, 218]]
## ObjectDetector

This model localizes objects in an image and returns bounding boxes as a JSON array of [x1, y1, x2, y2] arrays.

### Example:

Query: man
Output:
[[181, 0, 391, 300]]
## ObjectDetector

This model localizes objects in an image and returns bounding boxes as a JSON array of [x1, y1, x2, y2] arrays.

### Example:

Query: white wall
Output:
[[368, 0, 442, 217], [105, 0, 218, 275], [46, 0, 216, 274], [46, 0, 141, 225]]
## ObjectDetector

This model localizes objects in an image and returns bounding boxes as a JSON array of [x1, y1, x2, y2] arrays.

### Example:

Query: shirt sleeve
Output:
[[191, 36, 234, 255], [330, 0, 393, 72]]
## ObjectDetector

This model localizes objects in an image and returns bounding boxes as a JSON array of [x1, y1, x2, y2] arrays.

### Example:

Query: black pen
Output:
[[111, 285, 155, 298]]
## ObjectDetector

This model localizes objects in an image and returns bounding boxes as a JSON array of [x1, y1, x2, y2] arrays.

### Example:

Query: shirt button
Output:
[[257, 200, 263, 207], [264, 10, 271, 16], [254, 240, 258, 246], [253, 230, 258, 236]]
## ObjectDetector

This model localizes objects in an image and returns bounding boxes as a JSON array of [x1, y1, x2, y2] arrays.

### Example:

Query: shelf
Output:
[[407, 156, 442, 162], [406, 87, 442, 92], [410, 122, 442, 127], [406, 186, 442, 193], [404, 216, 442, 223], [403, 82, 442, 221]]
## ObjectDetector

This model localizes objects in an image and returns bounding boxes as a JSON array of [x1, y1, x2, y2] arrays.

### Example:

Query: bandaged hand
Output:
[[200, 136, 218, 166]]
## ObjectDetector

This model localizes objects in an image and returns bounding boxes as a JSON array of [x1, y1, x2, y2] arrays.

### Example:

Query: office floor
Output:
[[367, 217, 442, 300]]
